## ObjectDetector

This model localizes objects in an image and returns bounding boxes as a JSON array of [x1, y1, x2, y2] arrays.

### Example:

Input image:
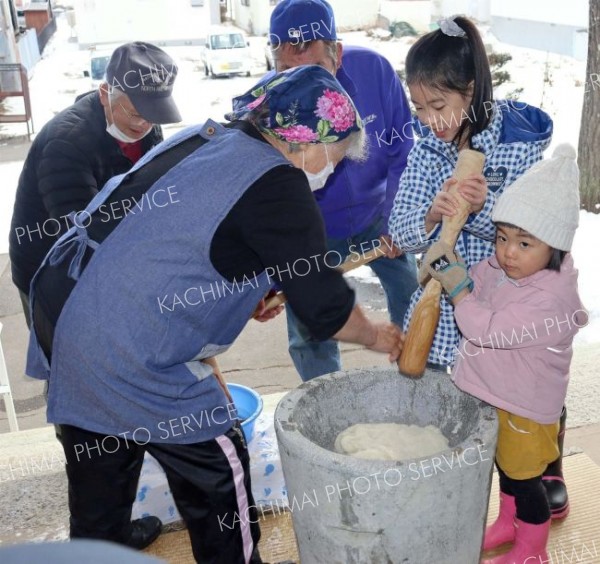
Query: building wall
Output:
[[73, 0, 219, 47], [492, 18, 587, 60], [435, 0, 491, 23], [0, 0, 21, 91], [231, 0, 272, 36], [490, 0, 587, 28], [233, 0, 379, 37], [490, 0, 588, 60], [0, 0, 19, 64], [327, 0, 379, 30], [231, 0, 250, 34], [379, 1, 431, 33], [23, 6, 50, 35], [17, 27, 40, 72], [432, 0, 588, 60]]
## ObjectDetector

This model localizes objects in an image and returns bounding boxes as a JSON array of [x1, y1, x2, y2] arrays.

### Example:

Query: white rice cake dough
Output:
[[334, 423, 450, 461]]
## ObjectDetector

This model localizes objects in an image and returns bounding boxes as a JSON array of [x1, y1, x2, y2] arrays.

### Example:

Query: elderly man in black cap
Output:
[[9, 41, 181, 324], [8, 41, 180, 551]]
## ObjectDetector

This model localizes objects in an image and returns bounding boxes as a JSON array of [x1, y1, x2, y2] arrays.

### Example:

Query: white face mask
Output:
[[303, 145, 334, 192], [106, 121, 152, 143], [105, 94, 152, 144]]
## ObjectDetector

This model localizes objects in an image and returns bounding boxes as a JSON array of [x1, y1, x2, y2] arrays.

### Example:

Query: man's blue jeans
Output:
[[286, 220, 418, 381]]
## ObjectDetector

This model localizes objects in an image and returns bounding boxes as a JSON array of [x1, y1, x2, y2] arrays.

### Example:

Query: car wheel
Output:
[[204, 63, 209, 77], [265, 57, 272, 71], [246, 71, 251, 77], [210, 66, 216, 79]]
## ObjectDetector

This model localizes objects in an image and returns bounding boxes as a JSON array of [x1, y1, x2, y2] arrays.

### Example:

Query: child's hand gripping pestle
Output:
[[397, 149, 486, 378]]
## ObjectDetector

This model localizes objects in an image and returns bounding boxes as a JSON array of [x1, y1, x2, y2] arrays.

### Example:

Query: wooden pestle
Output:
[[397, 149, 486, 378]]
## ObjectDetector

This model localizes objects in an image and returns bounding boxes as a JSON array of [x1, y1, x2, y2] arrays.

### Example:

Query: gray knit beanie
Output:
[[492, 143, 580, 251]]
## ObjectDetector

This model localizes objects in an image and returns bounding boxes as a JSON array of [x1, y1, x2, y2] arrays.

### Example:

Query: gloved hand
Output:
[[419, 241, 473, 299], [419, 241, 458, 285]]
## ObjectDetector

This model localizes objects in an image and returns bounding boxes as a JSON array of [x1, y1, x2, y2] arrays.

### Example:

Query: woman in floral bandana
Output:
[[227, 65, 367, 191], [26, 65, 404, 564]]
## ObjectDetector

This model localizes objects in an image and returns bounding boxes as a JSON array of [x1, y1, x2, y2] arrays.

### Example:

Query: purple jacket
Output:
[[314, 46, 413, 238], [452, 254, 587, 424]]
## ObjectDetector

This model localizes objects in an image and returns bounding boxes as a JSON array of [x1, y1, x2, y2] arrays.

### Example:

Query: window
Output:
[[91, 55, 111, 80], [241, 0, 250, 6], [210, 33, 246, 49]]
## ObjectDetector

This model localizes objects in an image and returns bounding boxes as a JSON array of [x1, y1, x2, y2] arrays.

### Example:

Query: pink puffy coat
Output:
[[452, 254, 587, 424]]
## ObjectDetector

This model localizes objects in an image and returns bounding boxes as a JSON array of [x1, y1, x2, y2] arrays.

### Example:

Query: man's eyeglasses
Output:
[[117, 101, 149, 125]]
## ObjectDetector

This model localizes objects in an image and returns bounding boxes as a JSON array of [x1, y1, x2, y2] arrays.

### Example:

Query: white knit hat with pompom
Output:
[[492, 143, 580, 251]]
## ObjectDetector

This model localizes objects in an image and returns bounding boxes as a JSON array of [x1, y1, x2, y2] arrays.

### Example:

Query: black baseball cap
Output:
[[106, 42, 181, 124]]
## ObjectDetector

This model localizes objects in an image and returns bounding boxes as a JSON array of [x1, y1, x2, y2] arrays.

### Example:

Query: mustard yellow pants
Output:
[[495, 409, 560, 480]]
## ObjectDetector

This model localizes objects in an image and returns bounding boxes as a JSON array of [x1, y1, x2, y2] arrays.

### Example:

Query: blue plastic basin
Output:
[[228, 383, 263, 443]]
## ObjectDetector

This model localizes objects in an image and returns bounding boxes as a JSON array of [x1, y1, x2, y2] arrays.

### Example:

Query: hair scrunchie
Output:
[[438, 16, 466, 37]]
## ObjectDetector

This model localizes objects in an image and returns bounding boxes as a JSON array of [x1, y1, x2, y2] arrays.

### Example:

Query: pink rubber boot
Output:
[[483, 492, 516, 551], [481, 518, 550, 564]]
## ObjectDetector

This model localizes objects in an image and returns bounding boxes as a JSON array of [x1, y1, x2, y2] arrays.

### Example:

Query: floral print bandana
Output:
[[225, 65, 363, 144]]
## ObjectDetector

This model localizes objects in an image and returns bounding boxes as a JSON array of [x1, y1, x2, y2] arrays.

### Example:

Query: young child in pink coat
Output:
[[420, 144, 588, 564]]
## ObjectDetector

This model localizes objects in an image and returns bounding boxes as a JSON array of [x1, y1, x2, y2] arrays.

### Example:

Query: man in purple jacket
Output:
[[269, 0, 417, 380]]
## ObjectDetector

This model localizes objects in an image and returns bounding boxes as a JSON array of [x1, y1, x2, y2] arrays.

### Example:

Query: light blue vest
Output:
[[26, 121, 289, 443]]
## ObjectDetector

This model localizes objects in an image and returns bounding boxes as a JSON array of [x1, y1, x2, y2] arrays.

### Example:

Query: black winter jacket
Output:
[[9, 90, 163, 294]]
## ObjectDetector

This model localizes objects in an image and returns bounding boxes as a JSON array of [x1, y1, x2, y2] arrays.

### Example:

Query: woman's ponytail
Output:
[[453, 16, 493, 143], [406, 16, 493, 146]]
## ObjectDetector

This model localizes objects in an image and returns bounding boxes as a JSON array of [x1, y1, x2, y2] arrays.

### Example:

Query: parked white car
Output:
[[201, 27, 252, 78], [83, 47, 115, 88]]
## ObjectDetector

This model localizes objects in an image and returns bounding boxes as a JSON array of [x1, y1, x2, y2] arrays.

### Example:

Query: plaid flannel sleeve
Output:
[[388, 147, 441, 254]]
